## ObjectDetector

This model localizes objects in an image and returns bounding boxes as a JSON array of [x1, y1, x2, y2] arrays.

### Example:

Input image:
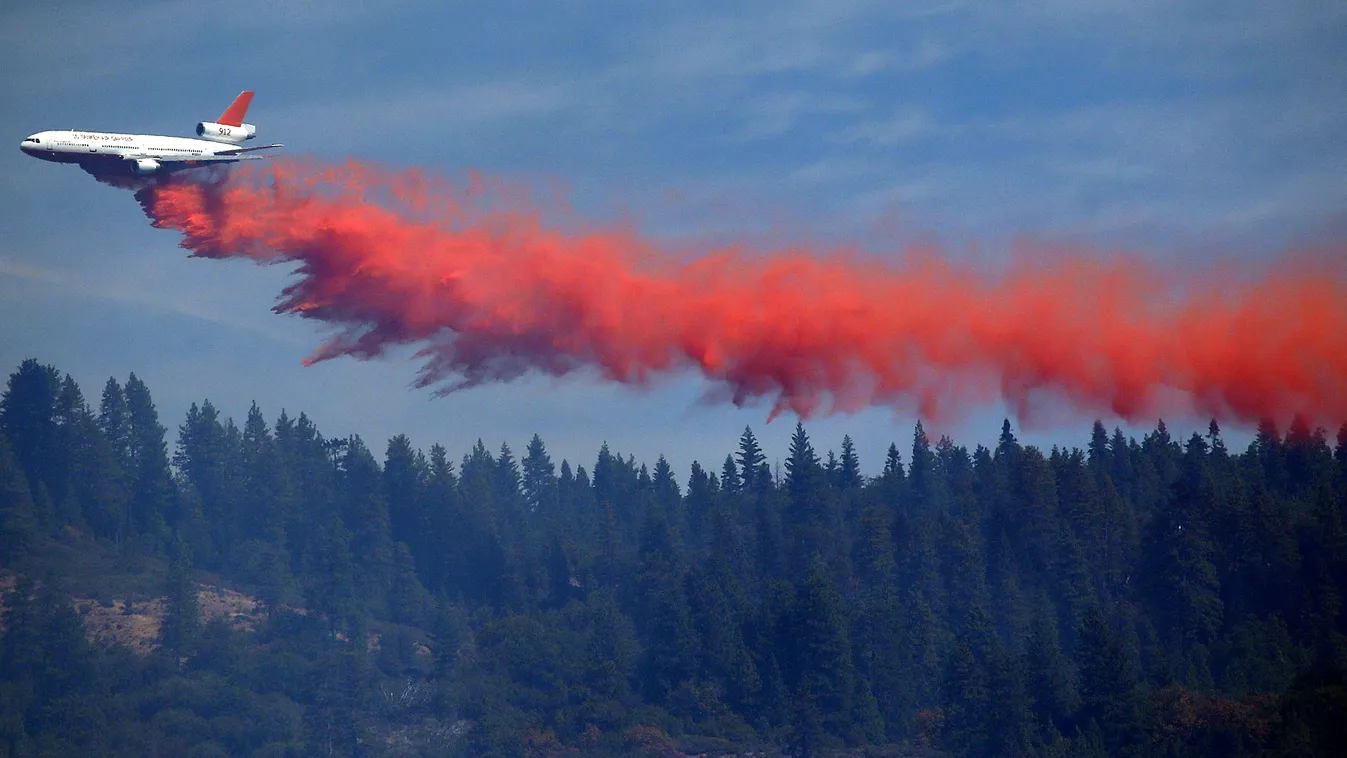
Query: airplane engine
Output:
[[195, 121, 256, 143], [129, 158, 162, 176]]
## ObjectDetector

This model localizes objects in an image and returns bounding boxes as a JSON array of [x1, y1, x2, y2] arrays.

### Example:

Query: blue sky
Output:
[[3, 0, 1345, 478]]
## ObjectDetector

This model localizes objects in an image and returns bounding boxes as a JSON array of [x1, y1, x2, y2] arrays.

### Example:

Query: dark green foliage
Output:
[[837, 435, 862, 491], [634, 515, 697, 705], [0, 432, 36, 562], [2, 357, 1347, 755], [383, 433, 423, 552], [737, 425, 771, 494], [61, 380, 130, 546], [1025, 602, 1079, 734], [1143, 434, 1224, 684], [0, 360, 61, 515], [160, 547, 200, 655], [684, 460, 717, 549], [1077, 605, 1143, 755], [939, 640, 989, 756], [783, 555, 884, 752], [123, 373, 176, 544], [784, 422, 833, 569], [521, 433, 557, 518]]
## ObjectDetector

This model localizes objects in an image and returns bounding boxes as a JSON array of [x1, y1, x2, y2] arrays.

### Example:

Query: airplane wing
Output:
[[111, 144, 285, 169], [213, 143, 284, 155], [142, 154, 269, 164], [122, 144, 284, 162], [78, 144, 285, 178]]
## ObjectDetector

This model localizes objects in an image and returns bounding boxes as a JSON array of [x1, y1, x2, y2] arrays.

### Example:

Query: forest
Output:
[[1, 356, 1345, 757]]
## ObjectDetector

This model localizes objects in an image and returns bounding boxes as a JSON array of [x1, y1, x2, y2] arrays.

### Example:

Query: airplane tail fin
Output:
[[217, 91, 255, 127]]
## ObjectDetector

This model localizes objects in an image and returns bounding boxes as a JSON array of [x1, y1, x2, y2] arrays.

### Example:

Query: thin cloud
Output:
[[0, 256, 301, 343], [836, 106, 936, 146]]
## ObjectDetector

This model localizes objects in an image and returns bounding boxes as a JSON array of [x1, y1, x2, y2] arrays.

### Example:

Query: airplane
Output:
[[19, 91, 283, 178]]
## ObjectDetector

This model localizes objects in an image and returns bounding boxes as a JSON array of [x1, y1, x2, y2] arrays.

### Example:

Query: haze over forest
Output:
[[2, 357, 1346, 756]]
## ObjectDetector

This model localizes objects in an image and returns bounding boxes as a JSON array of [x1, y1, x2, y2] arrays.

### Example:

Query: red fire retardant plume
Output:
[[133, 159, 1347, 426]]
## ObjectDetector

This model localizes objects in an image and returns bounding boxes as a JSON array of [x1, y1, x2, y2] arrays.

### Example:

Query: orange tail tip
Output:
[[217, 90, 255, 126]]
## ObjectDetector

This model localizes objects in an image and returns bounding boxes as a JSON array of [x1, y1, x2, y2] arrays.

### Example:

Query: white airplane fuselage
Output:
[[21, 131, 247, 172], [19, 91, 281, 178]]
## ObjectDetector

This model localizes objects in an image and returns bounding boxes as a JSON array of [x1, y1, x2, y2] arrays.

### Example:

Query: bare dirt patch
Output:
[[72, 584, 271, 654], [75, 597, 165, 655], [196, 584, 265, 632]]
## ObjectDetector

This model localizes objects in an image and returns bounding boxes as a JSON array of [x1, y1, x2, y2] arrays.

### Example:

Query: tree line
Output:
[[1, 356, 1346, 756]]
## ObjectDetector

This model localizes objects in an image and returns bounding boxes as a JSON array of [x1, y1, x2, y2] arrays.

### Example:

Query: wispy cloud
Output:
[[268, 78, 578, 148], [0, 0, 411, 89], [835, 106, 935, 146], [0, 255, 301, 343]]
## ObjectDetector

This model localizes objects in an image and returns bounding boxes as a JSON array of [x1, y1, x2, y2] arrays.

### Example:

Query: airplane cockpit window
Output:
[[29, 138, 40, 144]]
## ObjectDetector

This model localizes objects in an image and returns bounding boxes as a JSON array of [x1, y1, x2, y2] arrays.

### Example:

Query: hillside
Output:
[[2, 357, 1347, 756]]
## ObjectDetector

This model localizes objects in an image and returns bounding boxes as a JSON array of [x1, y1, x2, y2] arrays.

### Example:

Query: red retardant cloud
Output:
[[134, 159, 1347, 427]]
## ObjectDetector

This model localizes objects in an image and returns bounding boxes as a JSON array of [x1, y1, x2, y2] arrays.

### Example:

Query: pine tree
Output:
[[909, 421, 935, 511], [383, 433, 424, 552], [652, 454, 681, 527], [545, 534, 578, 609], [1076, 606, 1141, 755], [940, 640, 989, 757], [55, 377, 127, 544], [239, 402, 286, 540], [634, 515, 697, 705], [788, 557, 857, 751], [720, 454, 740, 496], [685, 460, 718, 549], [46, 375, 86, 528], [305, 642, 374, 755], [73, 378, 131, 544], [494, 441, 527, 541], [98, 377, 132, 468], [838, 435, 862, 490], [0, 578, 99, 746], [573, 590, 640, 732], [522, 433, 557, 516], [786, 422, 822, 502], [305, 514, 361, 636], [784, 422, 830, 567], [0, 359, 60, 520], [160, 546, 200, 656], [1025, 603, 1078, 736], [1143, 434, 1223, 678], [592, 441, 617, 506], [1110, 427, 1134, 504], [1087, 421, 1110, 475], [853, 503, 903, 739], [0, 432, 36, 562], [939, 511, 991, 636], [997, 418, 1020, 463], [419, 443, 459, 594], [738, 426, 770, 494], [457, 439, 513, 606], [280, 411, 342, 595], [124, 373, 175, 543], [825, 450, 840, 490], [685, 563, 759, 717], [338, 435, 396, 617], [175, 400, 236, 558], [1015, 446, 1061, 575], [985, 646, 1036, 756], [754, 487, 785, 582]]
